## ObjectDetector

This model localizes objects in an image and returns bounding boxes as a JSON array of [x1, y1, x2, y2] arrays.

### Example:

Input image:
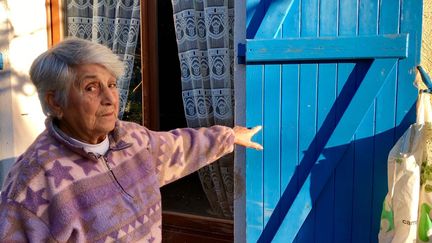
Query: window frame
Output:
[[45, 0, 160, 130]]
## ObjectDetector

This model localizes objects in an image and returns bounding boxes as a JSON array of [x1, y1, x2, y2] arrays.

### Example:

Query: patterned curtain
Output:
[[171, 0, 234, 218], [66, 0, 140, 117]]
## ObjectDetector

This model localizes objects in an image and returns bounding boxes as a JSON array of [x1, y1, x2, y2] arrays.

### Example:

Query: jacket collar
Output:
[[45, 117, 133, 161]]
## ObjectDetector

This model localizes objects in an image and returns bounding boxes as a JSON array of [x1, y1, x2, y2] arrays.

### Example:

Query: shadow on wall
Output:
[[0, 9, 45, 184], [0, 68, 37, 97], [0, 12, 39, 98]]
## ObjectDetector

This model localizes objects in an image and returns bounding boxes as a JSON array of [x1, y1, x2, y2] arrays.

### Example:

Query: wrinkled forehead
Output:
[[73, 64, 117, 85]]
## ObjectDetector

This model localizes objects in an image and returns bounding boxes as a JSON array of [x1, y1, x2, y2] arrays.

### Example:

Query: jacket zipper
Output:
[[101, 155, 133, 198]]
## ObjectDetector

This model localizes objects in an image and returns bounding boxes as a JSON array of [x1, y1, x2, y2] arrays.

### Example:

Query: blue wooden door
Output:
[[245, 0, 423, 242]]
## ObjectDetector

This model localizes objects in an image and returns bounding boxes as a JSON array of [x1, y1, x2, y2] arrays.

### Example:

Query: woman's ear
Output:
[[45, 91, 64, 119]]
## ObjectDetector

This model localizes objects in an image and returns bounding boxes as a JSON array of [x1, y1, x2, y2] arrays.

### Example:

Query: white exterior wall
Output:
[[0, 0, 47, 182]]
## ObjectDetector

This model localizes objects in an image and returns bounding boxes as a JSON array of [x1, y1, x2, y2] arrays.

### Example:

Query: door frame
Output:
[[140, 0, 159, 130], [45, 0, 65, 47], [45, 1, 234, 240]]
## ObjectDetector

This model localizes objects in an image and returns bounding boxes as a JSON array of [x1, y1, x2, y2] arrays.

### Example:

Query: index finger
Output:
[[251, 126, 262, 134]]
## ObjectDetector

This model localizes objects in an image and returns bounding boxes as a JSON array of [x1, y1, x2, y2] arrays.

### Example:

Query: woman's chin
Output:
[[96, 117, 116, 132]]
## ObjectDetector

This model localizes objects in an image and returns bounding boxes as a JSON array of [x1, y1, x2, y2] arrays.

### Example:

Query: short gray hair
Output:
[[29, 37, 125, 116]]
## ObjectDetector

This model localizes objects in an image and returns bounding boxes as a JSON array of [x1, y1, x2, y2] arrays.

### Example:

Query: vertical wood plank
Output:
[[314, 65, 337, 243], [352, 99, 375, 243], [334, 65, 355, 243], [278, 3, 302, 241], [314, 0, 338, 242], [281, 0, 301, 194], [263, 63, 281, 225], [371, 70, 397, 242], [246, 64, 264, 243], [295, 63, 317, 243], [280, 64, 300, 198], [334, 0, 357, 242], [370, 1, 400, 241], [246, 2, 266, 242], [351, 1, 379, 242], [296, 0, 319, 241]]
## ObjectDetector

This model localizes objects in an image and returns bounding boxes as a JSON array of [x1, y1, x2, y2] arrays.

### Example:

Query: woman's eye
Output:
[[108, 83, 117, 89], [85, 84, 98, 92]]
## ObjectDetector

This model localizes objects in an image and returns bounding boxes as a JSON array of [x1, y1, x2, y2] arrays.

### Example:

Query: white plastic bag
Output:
[[379, 83, 432, 242]]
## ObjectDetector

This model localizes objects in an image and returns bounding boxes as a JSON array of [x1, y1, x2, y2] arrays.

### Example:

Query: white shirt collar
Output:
[[52, 124, 110, 156]]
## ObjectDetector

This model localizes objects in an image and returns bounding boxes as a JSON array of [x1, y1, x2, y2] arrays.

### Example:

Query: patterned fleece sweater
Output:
[[0, 119, 235, 242]]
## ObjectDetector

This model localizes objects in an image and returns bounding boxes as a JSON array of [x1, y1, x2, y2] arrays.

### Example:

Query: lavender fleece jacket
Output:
[[0, 119, 235, 242]]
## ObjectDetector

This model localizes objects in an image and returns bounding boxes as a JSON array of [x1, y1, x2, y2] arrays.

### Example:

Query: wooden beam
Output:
[[45, 0, 64, 47], [246, 34, 408, 62], [254, 0, 294, 39], [162, 211, 233, 242], [140, 0, 159, 130]]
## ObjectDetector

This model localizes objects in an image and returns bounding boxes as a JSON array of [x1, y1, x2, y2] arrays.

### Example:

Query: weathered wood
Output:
[[245, 0, 422, 242], [272, 58, 398, 242], [246, 35, 408, 62], [162, 211, 233, 243]]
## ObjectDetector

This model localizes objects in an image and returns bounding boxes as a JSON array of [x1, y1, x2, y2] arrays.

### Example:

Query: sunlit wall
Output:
[[423, 0, 432, 73], [0, 0, 47, 182]]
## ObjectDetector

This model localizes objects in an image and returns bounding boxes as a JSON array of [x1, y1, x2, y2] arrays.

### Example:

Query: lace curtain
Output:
[[171, 0, 234, 218], [66, 0, 140, 117]]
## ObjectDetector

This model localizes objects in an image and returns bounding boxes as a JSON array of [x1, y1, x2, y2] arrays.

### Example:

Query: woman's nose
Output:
[[101, 85, 118, 105]]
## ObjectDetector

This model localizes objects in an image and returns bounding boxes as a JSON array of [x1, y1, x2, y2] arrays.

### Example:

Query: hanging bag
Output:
[[379, 69, 432, 243]]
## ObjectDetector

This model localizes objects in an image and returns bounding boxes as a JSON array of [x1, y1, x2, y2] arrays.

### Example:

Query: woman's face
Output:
[[58, 64, 119, 144]]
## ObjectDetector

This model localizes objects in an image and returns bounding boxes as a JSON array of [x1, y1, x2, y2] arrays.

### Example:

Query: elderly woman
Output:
[[0, 38, 262, 242]]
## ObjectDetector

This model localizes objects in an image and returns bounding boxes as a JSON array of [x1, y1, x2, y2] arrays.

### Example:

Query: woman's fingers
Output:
[[233, 125, 263, 150], [250, 126, 262, 135], [249, 141, 263, 150]]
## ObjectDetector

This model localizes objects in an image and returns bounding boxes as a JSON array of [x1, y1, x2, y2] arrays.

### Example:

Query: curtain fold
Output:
[[171, 0, 235, 218], [66, 0, 140, 117]]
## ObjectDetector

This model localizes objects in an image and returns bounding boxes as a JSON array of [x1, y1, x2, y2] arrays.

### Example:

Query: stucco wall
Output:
[[0, 0, 47, 181], [422, 1, 432, 73]]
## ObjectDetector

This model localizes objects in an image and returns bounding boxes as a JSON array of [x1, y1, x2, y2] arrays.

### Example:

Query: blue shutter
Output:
[[245, 0, 423, 242]]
